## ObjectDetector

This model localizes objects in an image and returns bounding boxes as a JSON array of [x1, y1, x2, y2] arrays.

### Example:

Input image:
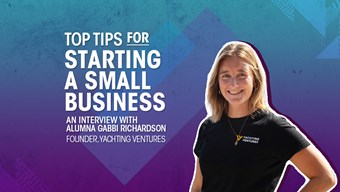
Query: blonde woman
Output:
[[190, 41, 337, 192]]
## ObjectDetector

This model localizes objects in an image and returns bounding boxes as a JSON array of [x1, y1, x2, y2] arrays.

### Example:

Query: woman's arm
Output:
[[190, 158, 203, 192], [290, 145, 337, 192]]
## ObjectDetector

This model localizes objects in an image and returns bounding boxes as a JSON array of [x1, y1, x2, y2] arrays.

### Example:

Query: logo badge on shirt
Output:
[[242, 136, 260, 144]]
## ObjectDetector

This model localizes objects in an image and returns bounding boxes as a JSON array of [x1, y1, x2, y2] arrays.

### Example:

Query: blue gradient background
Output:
[[1, 1, 339, 191]]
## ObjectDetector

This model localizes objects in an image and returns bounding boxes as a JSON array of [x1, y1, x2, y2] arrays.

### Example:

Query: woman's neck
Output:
[[228, 104, 250, 118]]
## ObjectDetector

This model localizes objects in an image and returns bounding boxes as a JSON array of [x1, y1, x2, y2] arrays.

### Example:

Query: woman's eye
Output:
[[239, 73, 247, 78], [221, 74, 230, 79]]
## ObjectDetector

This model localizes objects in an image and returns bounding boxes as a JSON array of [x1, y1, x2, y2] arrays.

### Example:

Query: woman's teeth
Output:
[[228, 90, 242, 95]]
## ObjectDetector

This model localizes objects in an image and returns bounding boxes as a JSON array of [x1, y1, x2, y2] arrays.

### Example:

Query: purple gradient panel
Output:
[[1, 3, 338, 192]]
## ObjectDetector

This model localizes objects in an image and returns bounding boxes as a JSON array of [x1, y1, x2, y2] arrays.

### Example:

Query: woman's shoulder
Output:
[[198, 116, 223, 133], [199, 117, 214, 130], [259, 109, 297, 130], [250, 109, 290, 127]]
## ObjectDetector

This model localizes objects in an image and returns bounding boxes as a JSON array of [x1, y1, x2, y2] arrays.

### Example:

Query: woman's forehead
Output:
[[219, 57, 251, 72]]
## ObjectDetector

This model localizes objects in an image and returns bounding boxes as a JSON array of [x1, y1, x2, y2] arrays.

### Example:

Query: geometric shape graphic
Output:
[[288, 0, 327, 37], [272, 0, 295, 21], [317, 36, 340, 59], [16, 159, 51, 192], [326, 0, 340, 26], [0, 165, 24, 192]]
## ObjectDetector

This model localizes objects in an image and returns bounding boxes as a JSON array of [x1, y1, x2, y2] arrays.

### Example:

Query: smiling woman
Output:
[[190, 41, 337, 192], [218, 57, 254, 118]]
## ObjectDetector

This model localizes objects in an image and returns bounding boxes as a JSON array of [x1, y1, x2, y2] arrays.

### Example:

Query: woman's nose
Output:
[[229, 77, 239, 86]]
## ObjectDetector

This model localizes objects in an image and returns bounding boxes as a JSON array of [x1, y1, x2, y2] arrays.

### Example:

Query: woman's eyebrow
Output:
[[219, 69, 248, 74], [219, 70, 229, 75], [238, 69, 248, 72]]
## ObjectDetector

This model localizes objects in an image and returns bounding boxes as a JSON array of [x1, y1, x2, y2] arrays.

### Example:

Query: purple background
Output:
[[1, 1, 339, 191]]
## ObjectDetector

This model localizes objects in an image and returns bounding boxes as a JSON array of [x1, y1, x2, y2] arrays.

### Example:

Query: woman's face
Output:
[[218, 56, 254, 110]]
